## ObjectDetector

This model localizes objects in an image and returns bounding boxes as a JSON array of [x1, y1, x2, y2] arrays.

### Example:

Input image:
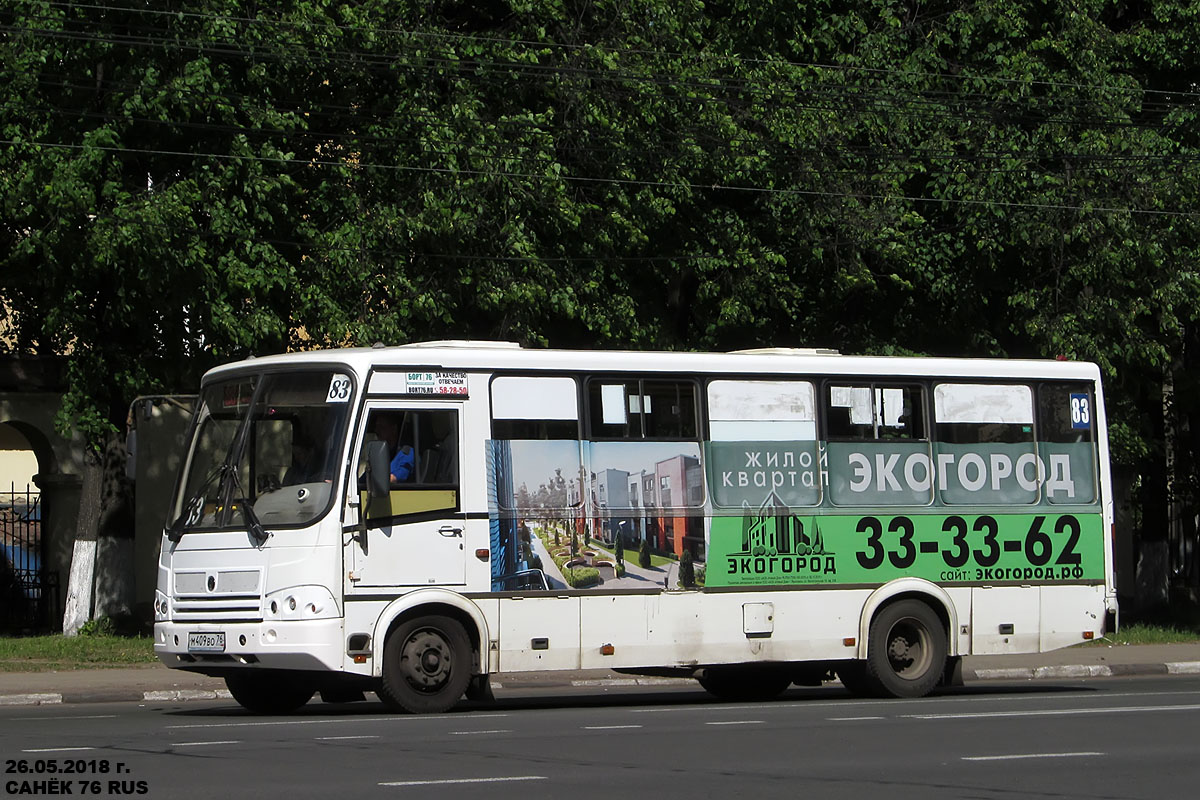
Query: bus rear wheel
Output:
[[863, 599, 947, 698], [379, 615, 472, 714], [225, 671, 315, 714]]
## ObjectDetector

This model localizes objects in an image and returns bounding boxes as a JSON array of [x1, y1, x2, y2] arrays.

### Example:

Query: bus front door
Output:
[[348, 403, 466, 588]]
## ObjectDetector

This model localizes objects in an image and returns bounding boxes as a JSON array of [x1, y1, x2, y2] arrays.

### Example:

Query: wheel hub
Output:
[[888, 635, 914, 666], [401, 630, 453, 689], [886, 619, 930, 677]]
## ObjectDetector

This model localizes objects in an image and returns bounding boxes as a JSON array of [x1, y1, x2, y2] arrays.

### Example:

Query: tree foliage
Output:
[[2, 3, 1199, 506]]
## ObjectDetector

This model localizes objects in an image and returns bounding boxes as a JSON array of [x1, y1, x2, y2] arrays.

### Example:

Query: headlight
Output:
[[262, 586, 339, 621], [154, 590, 170, 621]]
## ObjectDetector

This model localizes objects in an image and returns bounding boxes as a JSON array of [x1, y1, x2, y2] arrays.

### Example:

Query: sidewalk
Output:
[[4, 642, 1200, 707]]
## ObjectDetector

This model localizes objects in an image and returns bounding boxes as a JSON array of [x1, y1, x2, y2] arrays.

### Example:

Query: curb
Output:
[[2, 661, 1198, 707], [568, 677, 693, 688], [969, 660, 1200, 682], [0, 689, 233, 707], [142, 689, 233, 702], [0, 693, 62, 706]]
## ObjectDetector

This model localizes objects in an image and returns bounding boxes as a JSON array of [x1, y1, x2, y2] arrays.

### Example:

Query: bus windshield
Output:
[[169, 370, 353, 534]]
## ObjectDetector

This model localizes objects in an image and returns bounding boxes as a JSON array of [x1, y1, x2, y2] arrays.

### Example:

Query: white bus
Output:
[[153, 341, 1118, 713]]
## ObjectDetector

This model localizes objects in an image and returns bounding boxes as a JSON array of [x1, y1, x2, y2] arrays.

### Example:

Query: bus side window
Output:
[[1038, 383, 1095, 444], [359, 408, 460, 520], [1037, 383, 1098, 504], [420, 412, 459, 484], [825, 384, 925, 440], [826, 406, 854, 438], [586, 378, 698, 440], [490, 375, 580, 440], [933, 383, 1037, 505], [933, 384, 1035, 445]]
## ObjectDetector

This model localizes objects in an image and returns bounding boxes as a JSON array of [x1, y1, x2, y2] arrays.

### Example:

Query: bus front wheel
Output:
[[379, 615, 472, 714], [225, 671, 314, 714], [863, 599, 947, 698]]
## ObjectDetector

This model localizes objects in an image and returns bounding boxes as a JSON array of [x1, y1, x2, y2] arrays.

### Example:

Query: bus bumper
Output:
[[153, 618, 345, 673]]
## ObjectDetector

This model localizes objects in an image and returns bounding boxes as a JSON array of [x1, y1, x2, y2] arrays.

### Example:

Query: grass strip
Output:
[[1085, 621, 1200, 647], [0, 634, 157, 672]]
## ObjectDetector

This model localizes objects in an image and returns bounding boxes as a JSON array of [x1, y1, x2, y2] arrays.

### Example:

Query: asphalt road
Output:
[[4, 677, 1200, 800]]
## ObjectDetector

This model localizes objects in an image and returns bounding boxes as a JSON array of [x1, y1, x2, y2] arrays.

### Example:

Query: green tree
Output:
[[638, 539, 652, 570], [4, 0, 1200, 600], [679, 550, 695, 588]]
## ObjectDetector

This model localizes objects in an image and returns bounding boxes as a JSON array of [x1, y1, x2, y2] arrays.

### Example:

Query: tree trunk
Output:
[[93, 431, 136, 621], [62, 453, 102, 636]]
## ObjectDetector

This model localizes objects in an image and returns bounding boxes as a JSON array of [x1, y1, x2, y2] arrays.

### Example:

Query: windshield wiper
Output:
[[165, 464, 269, 546], [168, 375, 272, 545], [166, 462, 230, 542], [239, 498, 269, 546], [220, 454, 269, 546]]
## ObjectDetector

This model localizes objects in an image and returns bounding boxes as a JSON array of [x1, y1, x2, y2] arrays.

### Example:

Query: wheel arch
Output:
[[371, 589, 491, 678], [856, 578, 959, 660]]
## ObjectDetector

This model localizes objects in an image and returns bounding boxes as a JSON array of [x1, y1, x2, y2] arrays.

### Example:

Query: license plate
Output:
[[187, 632, 226, 653]]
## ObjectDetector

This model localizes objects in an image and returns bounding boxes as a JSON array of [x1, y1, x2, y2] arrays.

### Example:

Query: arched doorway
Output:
[[0, 421, 59, 633]]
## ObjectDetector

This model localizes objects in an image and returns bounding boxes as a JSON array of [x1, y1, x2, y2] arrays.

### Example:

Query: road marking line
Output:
[[630, 705, 758, 714], [449, 730, 511, 736], [629, 700, 882, 714], [380, 776, 547, 787], [172, 741, 241, 747], [167, 718, 397, 730], [828, 716, 886, 721], [583, 725, 643, 730], [705, 720, 764, 726], [166, 714, 511, 730], [624, 690, 1200, 719], [315, 735, 380, 741], [963, 752, 1103, 762], [12, 715, 116, 722], [22, 747, 96, 753], [906, 703, 1200, 720]]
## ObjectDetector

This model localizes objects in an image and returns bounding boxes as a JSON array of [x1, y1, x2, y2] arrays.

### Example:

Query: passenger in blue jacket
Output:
[[372, 414, 414, 483]]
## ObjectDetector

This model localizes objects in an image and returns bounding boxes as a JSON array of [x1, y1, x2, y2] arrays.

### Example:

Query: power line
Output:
[[26, 69, 1198, 171], [5, 21, 1175, 135], [3, 9, 1195, 132], [24, 101, 1198, 189], [2, 137, 1196, 218], [4, 195, 890, 266], [5, 5, 1198, 220], [25, 0, 1200, 102]]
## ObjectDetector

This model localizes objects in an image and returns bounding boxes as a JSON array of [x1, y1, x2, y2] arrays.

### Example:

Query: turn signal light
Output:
[[843, 637, 856, 647], [600, 643, 615, 656], [475, 549, 490, 561], [1082, 631, 1095, 640]]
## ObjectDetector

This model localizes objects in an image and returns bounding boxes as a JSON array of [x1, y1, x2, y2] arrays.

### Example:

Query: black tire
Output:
[[863, 600, 948, 698], [225, 671, 314, 714], [464, 674, 494, 703], [378, 615, 472, 714], [834, 662, 872, 697], [696, 666, 792, 702], [790, 665, 832, 687]]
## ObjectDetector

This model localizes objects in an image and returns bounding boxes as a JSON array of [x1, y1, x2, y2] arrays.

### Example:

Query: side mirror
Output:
[[365, 440, 391, 499]]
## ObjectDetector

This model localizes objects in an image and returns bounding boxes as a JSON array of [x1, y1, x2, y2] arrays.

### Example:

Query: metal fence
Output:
[[1, 485, 59, 633]]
